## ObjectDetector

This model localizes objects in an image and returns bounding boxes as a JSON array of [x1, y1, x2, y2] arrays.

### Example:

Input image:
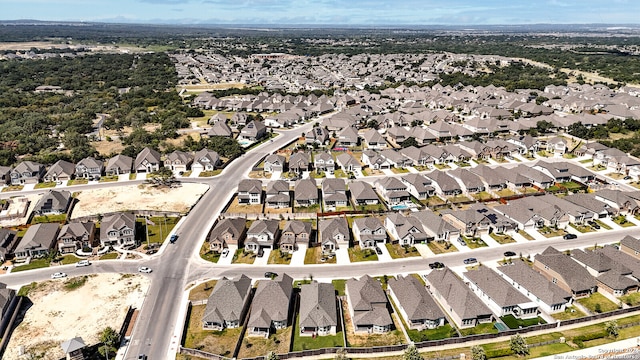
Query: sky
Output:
[[1, 0, 639, 25]]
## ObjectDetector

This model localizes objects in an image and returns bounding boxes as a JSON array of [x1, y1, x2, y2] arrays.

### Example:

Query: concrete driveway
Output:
[[290, 245, 307, 266]]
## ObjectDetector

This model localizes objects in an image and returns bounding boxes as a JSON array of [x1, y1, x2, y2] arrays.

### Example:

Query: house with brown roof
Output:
[[388, 275, 445, 330], [248, 274, 293, 337], [289, 151, 311, 175], [533, 247, 597, 298], [346, 275, 392, 333], [208, 218, 247, 253], [202, 275, 252, 330], [240, 120, 267, 141], [299, 282, 338, 336]]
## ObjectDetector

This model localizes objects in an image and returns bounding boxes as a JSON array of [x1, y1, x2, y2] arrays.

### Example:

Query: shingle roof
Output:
[[535, 247, 597, 293], [464, 266, 533, 308], [203, 275, 252, 325], [426, 267, 492, 321], [498, 261, 572, 307], [388, 275, 444, 322], [248, 274, 293, 327], [299, 282, 338, 329]]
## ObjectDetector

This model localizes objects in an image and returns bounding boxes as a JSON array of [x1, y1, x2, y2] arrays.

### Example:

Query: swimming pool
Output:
[[391, 204, 410, 210]]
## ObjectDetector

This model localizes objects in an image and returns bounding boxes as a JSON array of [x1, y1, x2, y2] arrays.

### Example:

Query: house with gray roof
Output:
[[305, 127, 330, 146], [374, 177, 411, 206], [208, 218, 247, 253], [207, 120, 233, 138], [294, 179, 319, 207], [620, 235, 640, 260], [318, 217, 350, 253], [203, 275, 252, 330], [349, 181, 380, 207], [336, 152, 362, 172], [134, 147, 161, 173], [362, 129, 387, 150], [14, 223, 60, 260], [192, 149, 221, 172], [498, 261, 572, 314], [563, 193, 615, 218], [289, 151, 311, 175], [264, 154, 286, 173], [412, 210, 459, 243], [238, 179, 262, 205], [440, 208, 491, 237], [464, 266, 539, 320], [59, 336, 86, 360], [100, 212, 136, 248], [400, 146, 433, 167], [385, 213, 431, 246], [322, 178, 348, 210], [424, 171, 462, 196], [44, 160, 76, 182], [10, 161, 45, 185], [265, 180, 290, 209], [75, 157, 104, 180], [57, 221, 96, 254], [280, 220, 311, 253], [245, 219, 280, 255], [346, 275, 393, 333], [33, 189, 72, 216], [469, 165, 506, 190], [425, 267, 493, 329], [0, 228, 17, 263], [352, 216, 386, 249], [164, 151, 193, 173], [0, 166, 10, 185], [388, 275, 445, 330], [0, 282, 16, 336], [594, 189, 640, 215], [299, 282, 338, 336], [105, 154, 133, 175], [248, 274, 293, 337], [401, 174, 435, 200], [240, 120, 267, 141], [597, 244, 640, 282], [314, 152, 335, 175], [448, 168, 485, 194], [336, 126, 360, 147], [571, 248, 638, 296], [469, 203, 518, 234], [533, 247, 597, 298]]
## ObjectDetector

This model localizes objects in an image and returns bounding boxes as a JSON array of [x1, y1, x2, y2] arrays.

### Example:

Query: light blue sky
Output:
[[1, 0, 639, 25]]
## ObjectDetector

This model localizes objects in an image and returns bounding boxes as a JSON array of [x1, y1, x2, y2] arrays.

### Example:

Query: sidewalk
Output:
[[535, 337, 640, 360]]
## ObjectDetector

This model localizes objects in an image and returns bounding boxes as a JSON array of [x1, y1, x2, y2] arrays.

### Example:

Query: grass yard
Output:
[[579, 158, 593, 164], [500, 315, 546, 329], [459, 322, 499, 336], [34, 181, 56, 189], [390, 167, 409, 174], [199, 170, 223, 177], [385, 243, 420, 259], [348, 246, 378, 262], [183, 305, 241, 357], [331, 279, 346, 296], [406, 324, 457, 342], [238, 327, 291, 358], [569, 223, 595, 233], [593, 219, 612, 230], [268, 249, 292, 265], [471, 191, 494, 201], [489, 232, 516, 244], [422, 196, 446, 207], [294, 204, 321, 213], [304, 246, 336, 264], [142, 216, 180, 244], [621, 292, 640, 306], [517, 229, 535, 240], [551, 306, 586, 321], [225, 197, 263, 214], [538, 226, 567, 238], [577, 292, 620, 314], [31, 213, 67, 224], [188, 280, 218, 301], [448, 194, 472, 204], [57, 254, 81, 265], [428, 241, 458, 254], [99, 175, 119, 183], [2, 185, 24, 192], [354, 203, 387, 212], [495, 188, 517, 198], [11, 258, 50, 272], [232, 249, 257, 264], [342, 300, 405, 347], [67, 179, 89, 186], [613, 215, 635, 227], [99, 252, 119, 260], [464, 237, 488, 249], [292, 314, 344, 351]]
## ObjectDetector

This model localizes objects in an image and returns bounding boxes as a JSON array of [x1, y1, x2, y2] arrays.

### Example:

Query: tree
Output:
[[401, 137, 418, 148], [605, 320, 619, 338], [403, 344, 423, 360], [509, 334, 529, 356], [266, 351, 278, 360], [99, 326, 120, 358], [334, 348, 348, 360], [148, 166, 175, 185], [471, 345, 487, 360]]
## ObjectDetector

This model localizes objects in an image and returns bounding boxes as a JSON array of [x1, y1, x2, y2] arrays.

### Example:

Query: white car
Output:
[[75, 260, 91, 267], [51, 272, 67, 279], [138, 266, 152, 273]]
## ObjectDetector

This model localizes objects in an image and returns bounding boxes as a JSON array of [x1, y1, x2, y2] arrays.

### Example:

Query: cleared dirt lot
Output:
[[4, 273, 150, 360], [70, 183, 209, 219]]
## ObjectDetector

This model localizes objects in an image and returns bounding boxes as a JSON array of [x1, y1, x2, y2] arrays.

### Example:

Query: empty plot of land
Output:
[[70, 183, 209, 218]]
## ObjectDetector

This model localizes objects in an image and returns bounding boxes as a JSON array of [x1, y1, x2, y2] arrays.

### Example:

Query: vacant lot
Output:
[[4, 273, 149, 360], [71, 183, 209, 218]]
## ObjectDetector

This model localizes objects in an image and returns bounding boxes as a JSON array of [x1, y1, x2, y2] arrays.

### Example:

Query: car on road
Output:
[[170, 234, 178, 243], [75, 260, 91, 267], [429, 262, 444, 269], [624, 176, 632, 180], [146, 249, 157, 255], [264, 271, 278, 278], [138, 266, 152, 273], [51, 272, 67, 279], [463, 257, 478, 265], [503, 251, 516, 257], [221, 248, 229, 257], [375, 247, 382, 255], [563, 233, 578, 240]]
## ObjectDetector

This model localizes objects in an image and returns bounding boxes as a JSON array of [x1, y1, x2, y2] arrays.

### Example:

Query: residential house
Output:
[[440, 208, 491, 237], [265, 180, 290, 209], [412, 210, 460, 243], [494, 195, 569, 230], [374, 177, 411, 206], [245, 219, 280, 254], [425, 267, 494, 329], [424, 171, 463, 196], [105, 155, 133, 175], [207, 121, 233, 138], [597, 244, 640, 283], [240, 120, 267, 141], [571, 249, 638, 296], [294, 179, 319, 207], [400, 146, 433, 167], [0, 228, 17, 262], [10, 161, 45, 185], [352, 217, 387, 249], [192, 149, 221, 172], [385, 213, 431, 246], [593, 189, 640, 215], [280, 220, 312, 253], [362, 150, 394, 170], [75, 157, 103, 180], [546, 137, 568, 156], [349, 181, 380, 207], [345, 275, 393, 333], [336, 126, 360, 147], [57, 222, 96, 254], [533, 247, 597, 298], [247, 274, 293, 337], [336, 153, 362, 172], [14, 223, 60, 260], [314, 152, 335, 175], [33, 189, 72, 216], [305, 127, 330, 146], [594, 147, 640, 173], [498, 261, 573, 314], [362, 129, 387, 149], [380, 149, 412, 168], [208, 218, 247, 253], [620, 235, 640, 260], [44, 160, 76, 182], [100, 212, 136, 248], [318, 217, 350, 253], [237, 179, 262, 205], [289, 151, 311, 175], [448, 168, 485, 194], [469, 165, 507, 190], [464, 266, 539, 320], [164, 151, 193, 173], [322, 178, 348, 210], [264, 154, 286, 173], [536, 194, 595, 225], [388, 275, 445, 330], [299, 282, 338, 336], [134, 147, 162, 173], [202, 275, 252, 330]]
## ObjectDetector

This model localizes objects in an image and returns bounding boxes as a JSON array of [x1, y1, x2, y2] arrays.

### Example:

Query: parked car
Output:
[[138, 355, 147, 360], [75, 260, 91, 267], [170, 234, 178, 243], [429, 262, 444, 269], [51, 272, 67, 279], [503, 251, 516, 257], [458, 238, 467, 246], [563, 233, 577, 240], [138, 266, 152, 273], [374, 247, 382, 255], [589, 221, 601, 229], [221, 248, 230, 257], [463, 257, 477, 265], [624, 176, 632, 180], [264, 272, 278, 278]]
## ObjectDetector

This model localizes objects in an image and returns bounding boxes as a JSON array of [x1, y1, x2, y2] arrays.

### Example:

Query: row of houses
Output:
[[0, 212, 137, 262], [0, 147, 222, 185]]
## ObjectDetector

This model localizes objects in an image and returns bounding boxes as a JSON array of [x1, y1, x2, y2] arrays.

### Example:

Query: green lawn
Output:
[[67, 179, 89, 185], [579, 158, 593, 164], [385, 243, 420, 259], [459, 322, 499, 336], [489, 232, 516, 244], [200, 243, 221, 263], [471, 191, 494, 201], [268, 249, 292, 264], [428, 241, 458, 254], [99, 175, 119, 183], [613, 215, 635, 227], [232, 249, 256, 264], [34, 181, 57, 189], [31, 213, 67, 224], [464, 237, 488, 249], [11, 258, 50, 272], [406, 324, 457, 342], [577, 292, 620, 313], [199, 170, 222, 177], [58, 254, 81, 265], [2, 185, 24, 192], [500, 315, 546, 329], [621, 292, 640, 306], [354, 203, 387, 212], [551, 306, 586, 320], [348, 246, 378, 262], [517, 230, 535, 240], [332, 280, 346, 296], [304, 246, 336, 264], [569, 222, 595, 233], [99, 252, 119, 260], [292, 314, 344, 351], [138, 216, 180, 244]]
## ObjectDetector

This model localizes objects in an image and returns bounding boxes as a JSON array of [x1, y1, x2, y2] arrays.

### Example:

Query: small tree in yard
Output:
[[510, 334, 529, 356], [471, 345, 487, 360], [334, 348, 349, 360], [605, 320, 619, 338], [266, 351, 278, 360], [99, 326, 120, 359], [403, 344, 423, 360]]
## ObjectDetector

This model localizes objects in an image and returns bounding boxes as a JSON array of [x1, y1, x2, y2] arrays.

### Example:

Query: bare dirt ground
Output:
[[4, 273, 150, 360], [0, 194, 42, 227], [70, 183, 209, 219]]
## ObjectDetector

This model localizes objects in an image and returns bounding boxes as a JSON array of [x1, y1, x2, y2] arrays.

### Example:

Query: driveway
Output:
[[376, 244, 393, 262], [254, 249, 271, 266], [414, 243, 435, 258], [479, 233, 501, 248], [271, 171, 282, 180], [217, 245, 236, 265], [335, 247, 350, 265], [290, 245, 307, 266]]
